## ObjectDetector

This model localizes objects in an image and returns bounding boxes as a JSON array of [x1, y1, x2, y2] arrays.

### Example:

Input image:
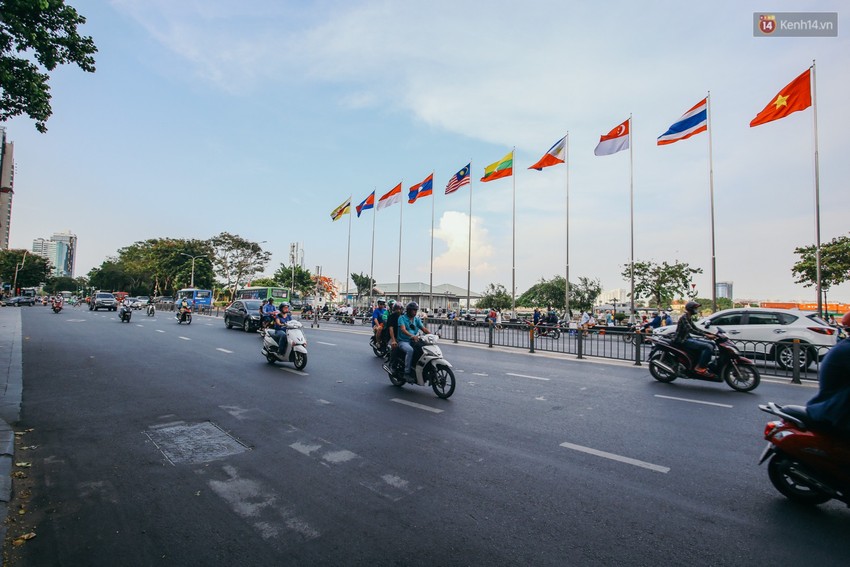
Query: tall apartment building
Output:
[[716, 281, 734, 300], [0, 128, 14, 250], [32, 231, 77, 278]]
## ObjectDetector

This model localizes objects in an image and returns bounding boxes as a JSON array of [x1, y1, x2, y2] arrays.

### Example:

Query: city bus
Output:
[[234, 286, 289, 306], [175, 288, 213, 309]]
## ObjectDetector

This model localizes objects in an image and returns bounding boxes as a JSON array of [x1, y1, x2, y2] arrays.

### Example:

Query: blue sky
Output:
[[5, 0, 849, 303]]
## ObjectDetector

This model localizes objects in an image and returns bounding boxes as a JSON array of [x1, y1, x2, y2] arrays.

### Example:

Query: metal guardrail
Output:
[[191, 309, 828, 380]]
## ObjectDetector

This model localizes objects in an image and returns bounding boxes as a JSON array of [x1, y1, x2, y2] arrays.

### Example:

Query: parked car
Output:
[[654, 307, 837, 370], [89, 292, 118, 311], [224, 300, 263, 332], [6, 296, 36, 307], [135, 296, 151, 309]]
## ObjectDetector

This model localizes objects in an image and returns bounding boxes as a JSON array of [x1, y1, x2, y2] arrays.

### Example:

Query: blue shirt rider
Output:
[[807, 312, 850, 438], [397, 301, 431, 377], [273, 303, 293, 350], [261, 298, 276, 327], [372, 299, 388, 343]]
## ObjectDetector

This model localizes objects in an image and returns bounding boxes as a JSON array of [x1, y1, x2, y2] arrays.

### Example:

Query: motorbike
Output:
[[52, 300, 63, 314], [382, 334, 456, 399], [758, 401, 850, 506], [176, 308, 192, 324], [533, 322, 561, 340], [261, 320, 308, 370], [119, 304, 132, 323], [370, 333, 390, 358], [147, 303, 155, 317], [646, 329, 760, 392]]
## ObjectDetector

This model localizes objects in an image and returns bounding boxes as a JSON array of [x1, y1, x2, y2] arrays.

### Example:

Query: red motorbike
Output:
[[758, 402, 850, 506], [646, 330, 760, 392]]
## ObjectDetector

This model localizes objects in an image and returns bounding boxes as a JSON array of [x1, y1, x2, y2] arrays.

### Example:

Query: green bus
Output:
[[234, 286, 289, 306]]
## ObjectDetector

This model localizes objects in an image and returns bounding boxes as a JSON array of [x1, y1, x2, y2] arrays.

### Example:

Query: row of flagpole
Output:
[[328, 63, 822, 316]]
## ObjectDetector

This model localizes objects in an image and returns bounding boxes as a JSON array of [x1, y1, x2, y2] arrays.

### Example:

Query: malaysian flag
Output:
[[445, 163, 471, 195]]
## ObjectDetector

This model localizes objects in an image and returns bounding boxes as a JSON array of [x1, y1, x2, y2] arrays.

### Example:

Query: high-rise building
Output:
[[0, 128, 14, 250], [716, 281, 734, 300], [32, 231, 77, 278]]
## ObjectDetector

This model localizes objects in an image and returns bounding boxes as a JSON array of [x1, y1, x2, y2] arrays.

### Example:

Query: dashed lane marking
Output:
[[216, 348, 233, 354], [316, 341, 336, 346], [506, 372, 550, 381], [156, 330, 166, 333], [654, 394, 733, 408], [179, 336, 191, 341], [472, 372, 488, 376], [281, 367, 309, 376], [559, 441, 670, 473], [390, 398, 443, 414]]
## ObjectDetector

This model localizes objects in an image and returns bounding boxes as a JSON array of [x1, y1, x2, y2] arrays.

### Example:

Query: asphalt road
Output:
[[5, 306, 849, 566]]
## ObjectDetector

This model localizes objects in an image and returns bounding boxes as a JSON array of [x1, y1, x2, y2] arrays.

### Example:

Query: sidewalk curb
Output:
[[0, 307, 23, 554]]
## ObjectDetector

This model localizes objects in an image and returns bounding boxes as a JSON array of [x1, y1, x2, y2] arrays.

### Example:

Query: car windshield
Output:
[[97, 293, 114, 299], [243, 300, 262, 310]]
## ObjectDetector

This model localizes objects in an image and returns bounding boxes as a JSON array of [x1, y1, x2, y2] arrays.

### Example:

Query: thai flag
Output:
[[657, 98, 707, 145]]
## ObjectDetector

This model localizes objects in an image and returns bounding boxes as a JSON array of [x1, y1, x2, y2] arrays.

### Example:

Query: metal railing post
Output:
[[488, 321, 494, 348], [577, 329, 584, 359], [791, 339, 801, 384], [634, 332, 643, 366], [453, 319, 458, 344], [529, 325, 535, 353]]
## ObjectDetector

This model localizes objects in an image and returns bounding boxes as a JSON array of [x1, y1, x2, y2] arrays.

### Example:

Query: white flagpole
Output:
[[346, 198, 352, 303], [707, 93, 717, 312], [564, 133, 571, 319], [511, 147, 517, 318], [629, 115, 635, 323], [397, 181, 404, 303], [467, 161, 473, 313], [369, 189, 376, 308], [428, 171, 435, 312], [811, 60, 822, 317]]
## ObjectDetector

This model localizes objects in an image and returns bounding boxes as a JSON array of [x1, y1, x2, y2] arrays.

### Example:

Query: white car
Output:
[[654, 307, 838, 370]]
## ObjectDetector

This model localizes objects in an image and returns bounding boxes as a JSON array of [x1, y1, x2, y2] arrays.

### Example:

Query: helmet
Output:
[[685, 301, 701, 314], [267, 297, 274, 303], [406, 301, 419, 314], [377, 298, 386, 305], [279, 302, 290, 310], [388, 299, 395, 307], [841, 312, 850, 328]]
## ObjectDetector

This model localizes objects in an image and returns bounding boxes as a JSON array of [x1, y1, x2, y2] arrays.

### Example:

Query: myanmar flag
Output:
[[750, 69, 812, 127], [481, 151, 513, 182]]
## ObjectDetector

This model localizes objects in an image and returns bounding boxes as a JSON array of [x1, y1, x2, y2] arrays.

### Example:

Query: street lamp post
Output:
[[180, 253, 205, 288]]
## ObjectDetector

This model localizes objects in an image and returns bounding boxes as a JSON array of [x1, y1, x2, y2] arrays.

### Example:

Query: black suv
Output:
[[90, 292, 118, 311]]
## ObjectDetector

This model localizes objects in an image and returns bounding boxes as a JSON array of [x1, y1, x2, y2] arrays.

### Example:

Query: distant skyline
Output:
[[3, 1, 848, 303]]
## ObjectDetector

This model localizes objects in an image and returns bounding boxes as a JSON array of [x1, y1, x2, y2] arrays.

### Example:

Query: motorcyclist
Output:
[[673, 300, 716, 377], [397, 301, 431, 378], [273, 302, 293, 351], [806, 312, 850, 438], [381, 300, 402, 348], [371, 299, 387, 344], [260, 297, 276, 329], [177, 297, 191, 321]]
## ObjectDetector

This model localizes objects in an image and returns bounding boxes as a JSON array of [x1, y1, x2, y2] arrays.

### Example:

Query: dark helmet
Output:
[[406, 301, 419, 314], [279, 302, 290, 311], [841, 312, 850, 328], [267, 297, 274, 303], [685, 301, 701, 314]]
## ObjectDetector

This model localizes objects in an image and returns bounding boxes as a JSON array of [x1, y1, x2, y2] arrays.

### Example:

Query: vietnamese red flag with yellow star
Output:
[[750, 69, 812, 127]]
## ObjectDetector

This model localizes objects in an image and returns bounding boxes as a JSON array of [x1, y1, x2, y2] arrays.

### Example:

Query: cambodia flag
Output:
[[356, 191, 375, 217], [408, 173, 434, 204]]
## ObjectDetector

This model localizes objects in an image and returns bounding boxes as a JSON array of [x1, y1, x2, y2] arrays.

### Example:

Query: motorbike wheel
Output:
[[266, 353, 277, 364], [551, 328, 561, 340], [721, 363, 760, 392], [767, 455, 831, 505], [429, 366, 456, 399], [187, 314, 192, 325], [370, 338, 385, 358], [293, 351, 307, 370], [648, 351, 678, 383], [623, 333, 634, 344]]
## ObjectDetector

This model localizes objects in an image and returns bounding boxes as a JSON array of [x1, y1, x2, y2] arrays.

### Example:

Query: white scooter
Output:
[[261, 320, 308, 370], [382, 334, 456, 398], [118, 304, 132, 323]]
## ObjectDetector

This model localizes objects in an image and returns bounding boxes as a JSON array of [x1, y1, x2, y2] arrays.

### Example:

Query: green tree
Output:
[[274, 264, 314, 297], [208, 232, 271, 299], [350, 272, 375, 297], [475, 283, 512, 311], [622, 260, 703, 308], [0, 0, 97, 132], [692, 296, 732, 313], [0, 249, 51, 292], [88, 258, 131, 292], [791, 233, 850, 294], [570, 276, 603, 315], [249, 277, 279, 288], [44, 275, 76, 293], [518, 276, 566, 310]]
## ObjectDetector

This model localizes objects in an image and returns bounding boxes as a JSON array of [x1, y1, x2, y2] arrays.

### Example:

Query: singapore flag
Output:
[[594, 118, 630, 156]]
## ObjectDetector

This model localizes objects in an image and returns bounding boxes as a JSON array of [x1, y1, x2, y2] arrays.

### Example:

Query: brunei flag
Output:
[[330, 197, 351, 222], [481, 151, 513, 182]]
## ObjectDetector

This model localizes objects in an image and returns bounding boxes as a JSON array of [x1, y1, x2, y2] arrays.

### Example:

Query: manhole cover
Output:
[[145, 421, 250, 465]]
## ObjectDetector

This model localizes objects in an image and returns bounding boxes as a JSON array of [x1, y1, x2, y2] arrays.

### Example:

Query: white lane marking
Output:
[[506, 372, 550, 381], [179, 336, 191, 341], [281, 367, 308, 376], [216, 348, 233, 354], [559, 442, 670, 474], [654, 394, 733, 408], [136, 324, 144, 327], [318, 399, 332, 405], [472, 372, 488, 376], [390, 399, 443, 414], [156, 330, 165, 333], [316, 341, 336, 346]]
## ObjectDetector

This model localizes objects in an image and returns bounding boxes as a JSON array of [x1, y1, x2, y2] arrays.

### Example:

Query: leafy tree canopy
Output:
[[273, 264, 314, 297], [622, 260, 703, 308], [208, 232, 271, 299], [792, 233, 850, 292], [476, 283, 512, 311], [0, 249, 51, 292], [350, 272, 375, 297], [0, 0, 97, 132]]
